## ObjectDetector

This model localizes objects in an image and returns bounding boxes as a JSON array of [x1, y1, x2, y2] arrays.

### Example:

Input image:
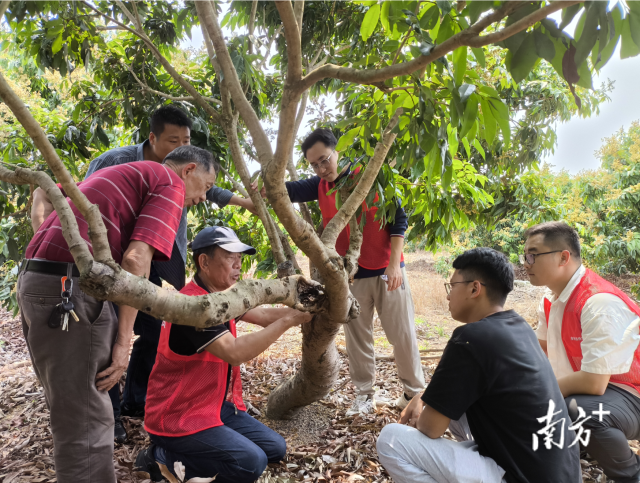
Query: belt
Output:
[[22, 259, 81, 277]]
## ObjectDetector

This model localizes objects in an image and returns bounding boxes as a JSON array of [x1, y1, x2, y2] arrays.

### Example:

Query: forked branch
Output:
[[295, 1, 580, 93]]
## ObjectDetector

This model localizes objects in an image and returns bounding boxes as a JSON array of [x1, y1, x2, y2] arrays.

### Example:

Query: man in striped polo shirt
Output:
[[82, 105, 255, 439], [19, 146, 218, 483]]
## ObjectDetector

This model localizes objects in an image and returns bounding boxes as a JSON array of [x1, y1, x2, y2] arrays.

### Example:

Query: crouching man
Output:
[[524, 221, 640, 483], [136, 226, 312, 483], [376, 248, 581, 483]]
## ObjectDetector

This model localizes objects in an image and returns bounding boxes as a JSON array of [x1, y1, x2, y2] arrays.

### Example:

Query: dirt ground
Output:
[[0, 251, 637, 482]]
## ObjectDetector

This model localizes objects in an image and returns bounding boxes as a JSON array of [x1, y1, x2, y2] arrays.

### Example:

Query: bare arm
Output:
[[31, 187, 54, 232], [96, 240, 155, 390], [539, 339, 548, 355], [228, 194, 258, 215], [557, 371, 610, 398], [241, 306, 299, 327], [383, 236, 404, 291], [206, 311, 312, 365], [416, 403, 451, 439]]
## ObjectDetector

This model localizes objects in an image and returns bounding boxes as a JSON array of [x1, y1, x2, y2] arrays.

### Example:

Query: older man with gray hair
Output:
[[136, 226, 312, 483]]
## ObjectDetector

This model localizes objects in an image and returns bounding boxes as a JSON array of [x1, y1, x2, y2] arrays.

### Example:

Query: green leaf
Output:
[[473, 138, 485, 160], [621, 16, 640, 59], [96, 125, 110, 148], [460, 93, 478, 138], [419, 5, 438, 30], [489, 98, 510, 149], [447, 125, 458, 159], [574, 2, 600, 68], [468, 1, 493, 25], [458, 84, 475, 103], [479, 97, 496, 146], [510, 33, 538, 83], [436, 14, 454, 45], [534, 29, 555, 62], [594, 4, 622, 69], [452, 46, 467, 86], [361, 3, 381, 41], [336, 127, 360, 151], [471, 47, 485, 68], [52, 32, 63, 55], [381, 1, 391, 32], [560, 4, 583, 31], [628, 10, 640, 51]]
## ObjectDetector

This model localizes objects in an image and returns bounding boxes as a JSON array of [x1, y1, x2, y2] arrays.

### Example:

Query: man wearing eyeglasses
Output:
[[251, 128, 425, 416], [523, 221, 640, 483], [377, 247, 581, 483]]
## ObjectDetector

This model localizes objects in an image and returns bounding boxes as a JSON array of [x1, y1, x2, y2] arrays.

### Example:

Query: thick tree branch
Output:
[[295, 1, 579, 93], [321, 108, 403, 248], [343, 201, 363, 283], [196, 0, 272, 163], [0, 0, 11, 20], [0, 70, 112, 265], [82, 1, 223, 123], [0, 165, 94, 270], [275, 1, 303, 82]]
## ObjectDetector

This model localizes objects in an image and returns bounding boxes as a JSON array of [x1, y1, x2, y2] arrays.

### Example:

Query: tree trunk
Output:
[[266, 312, 342, 419]]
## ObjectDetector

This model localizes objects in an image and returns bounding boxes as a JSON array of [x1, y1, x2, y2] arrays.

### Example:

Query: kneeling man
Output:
[[377, 248, 580, 483], [524, 221, 640, 482], [136, 226, 312, 483]]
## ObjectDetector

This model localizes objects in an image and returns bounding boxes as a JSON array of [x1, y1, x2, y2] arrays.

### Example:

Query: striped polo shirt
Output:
[[27, 161, 185, 264]]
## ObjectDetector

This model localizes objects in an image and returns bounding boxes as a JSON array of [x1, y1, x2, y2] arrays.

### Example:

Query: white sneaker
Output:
[[346, 394, 375, 416], [395, 393, 412, 410]]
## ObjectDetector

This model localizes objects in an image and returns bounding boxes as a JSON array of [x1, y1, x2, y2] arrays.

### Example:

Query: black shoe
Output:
[[121, 404, 145, 418], [114, 417, 128, 444], [135, 445, 164, 482]]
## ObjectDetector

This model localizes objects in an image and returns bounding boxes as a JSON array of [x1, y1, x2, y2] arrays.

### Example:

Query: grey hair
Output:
[[163, 145, 220, 174]]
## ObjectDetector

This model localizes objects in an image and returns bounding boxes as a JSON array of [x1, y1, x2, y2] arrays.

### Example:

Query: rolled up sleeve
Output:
[[580, 294, 640, 374], [207, 186, 234, 207]]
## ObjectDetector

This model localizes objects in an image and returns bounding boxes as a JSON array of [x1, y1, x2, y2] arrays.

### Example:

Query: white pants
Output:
[[345, 268, 425, 396], [376, 421, 507, 483]]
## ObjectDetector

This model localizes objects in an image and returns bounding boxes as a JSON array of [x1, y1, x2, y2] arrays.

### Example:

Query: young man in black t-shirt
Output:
[[376, 248, 581, 483]]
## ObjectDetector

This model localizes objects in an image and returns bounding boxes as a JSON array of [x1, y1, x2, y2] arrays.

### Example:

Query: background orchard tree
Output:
[[0, 0, 637, 418]]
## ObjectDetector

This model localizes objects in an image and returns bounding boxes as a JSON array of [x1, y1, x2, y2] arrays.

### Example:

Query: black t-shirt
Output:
[[168, 274, 237, 357], [422, 310, 581, 483]]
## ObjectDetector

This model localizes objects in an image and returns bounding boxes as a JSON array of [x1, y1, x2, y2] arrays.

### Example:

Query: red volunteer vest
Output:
[[544, 268, 640, 393], [144, 280, 246, 437], [317, 173, 403, 270]]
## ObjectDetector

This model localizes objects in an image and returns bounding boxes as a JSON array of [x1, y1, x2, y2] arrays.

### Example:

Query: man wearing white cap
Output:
[[136, 226, 312, 483]]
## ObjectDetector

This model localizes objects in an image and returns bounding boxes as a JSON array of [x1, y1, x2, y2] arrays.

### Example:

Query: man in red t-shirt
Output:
[[18, 145, 217, 483]]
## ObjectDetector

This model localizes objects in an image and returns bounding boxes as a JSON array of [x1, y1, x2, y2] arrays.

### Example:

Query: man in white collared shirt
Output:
[[524, 221, 640, 483]]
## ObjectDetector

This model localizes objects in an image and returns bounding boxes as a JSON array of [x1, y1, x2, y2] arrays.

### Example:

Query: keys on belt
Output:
[[48, 276, 79, 330]]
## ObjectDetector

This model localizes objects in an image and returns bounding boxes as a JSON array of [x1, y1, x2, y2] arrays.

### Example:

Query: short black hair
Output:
[[149, 105, 192, 137], [193, 245, 219, 272], [163, 146, 220, 174], [524, 221, 581, 259], [452, 247, 514, 305], [301, 128, 337, 158]]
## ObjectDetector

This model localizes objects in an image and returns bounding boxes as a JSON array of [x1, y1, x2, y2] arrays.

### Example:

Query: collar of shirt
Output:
[[136, 140, 149, 161], [547, 264, 585, 304]]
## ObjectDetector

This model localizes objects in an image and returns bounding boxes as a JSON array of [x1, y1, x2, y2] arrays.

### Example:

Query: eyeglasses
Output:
[[310, 150, 334, 172], [519, 251, 566, 266], [444, 280, 486, 295]]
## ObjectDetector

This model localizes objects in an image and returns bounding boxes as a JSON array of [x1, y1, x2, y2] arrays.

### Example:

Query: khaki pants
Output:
[[345, 267, 425, 397], [17, 270, 118, 483]]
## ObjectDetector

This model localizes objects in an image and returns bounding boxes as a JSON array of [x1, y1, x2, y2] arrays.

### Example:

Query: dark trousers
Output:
[[109, 266, 163, 418], [566, 384, 640, 483], [150, 402, 286, 483]]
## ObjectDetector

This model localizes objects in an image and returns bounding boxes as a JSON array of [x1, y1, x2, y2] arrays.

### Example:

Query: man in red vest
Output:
[[136, 226, 312, 483], [251, 128, 425, 415], [524, 221, 640, 483]]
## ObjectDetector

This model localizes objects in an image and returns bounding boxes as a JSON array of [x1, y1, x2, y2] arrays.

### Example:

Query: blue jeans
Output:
[[150, 402, 286, 483]]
